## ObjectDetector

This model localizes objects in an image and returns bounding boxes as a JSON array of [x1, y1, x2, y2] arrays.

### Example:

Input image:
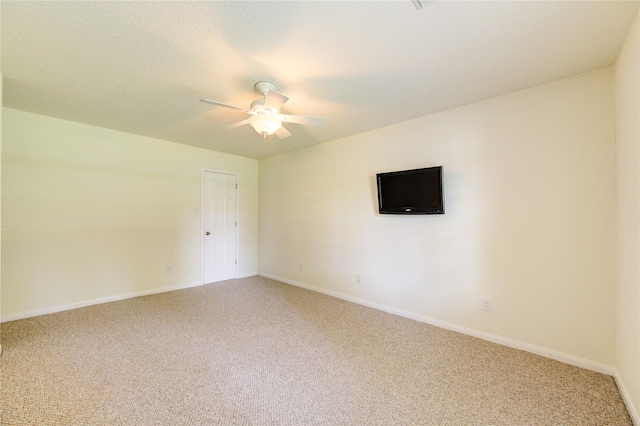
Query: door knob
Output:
[[205, 231, 210, 236]]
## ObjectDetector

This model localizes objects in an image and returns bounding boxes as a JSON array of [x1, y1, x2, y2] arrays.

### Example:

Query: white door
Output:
[[203, 171, 238, 284]]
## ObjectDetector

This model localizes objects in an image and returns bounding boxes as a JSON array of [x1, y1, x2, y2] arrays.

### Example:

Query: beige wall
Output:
[[1, 8, 3, 348], [615, 10, 640, 420], [259, 67, 617, 368], [1, 108, 259, 320]]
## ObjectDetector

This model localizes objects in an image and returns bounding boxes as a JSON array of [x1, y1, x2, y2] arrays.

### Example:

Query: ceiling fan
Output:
[[200, 81, 325, 139], [412, 0, 434, 10]]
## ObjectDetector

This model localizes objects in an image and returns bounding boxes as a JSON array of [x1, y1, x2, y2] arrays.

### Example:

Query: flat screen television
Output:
[[376, 166, 444, 215]]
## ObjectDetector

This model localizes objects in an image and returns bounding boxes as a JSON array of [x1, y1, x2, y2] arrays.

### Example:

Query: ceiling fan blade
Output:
[[279, 114, 326, 127], [221, 118, 251, 130], [263, 90, 289, 111], [200, 98, 252, 114], [275, 125, 292, 139]]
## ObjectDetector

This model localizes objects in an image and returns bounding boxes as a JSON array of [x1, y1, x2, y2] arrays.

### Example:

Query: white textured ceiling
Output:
[[2, 1, 638, 159]]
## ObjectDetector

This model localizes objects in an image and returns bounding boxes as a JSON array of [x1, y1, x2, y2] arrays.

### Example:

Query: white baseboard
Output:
[[613, 368, 640, 425], [237, 272, 258, 279], [259, 272, 616, 377], [267, 274, 638, 422], [3, 274, 253, 323], [0, 281, 202, 323], [3, 273, 636, 421]]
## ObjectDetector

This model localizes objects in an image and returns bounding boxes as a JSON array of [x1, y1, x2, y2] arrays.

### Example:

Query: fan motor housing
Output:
[[254, 81, 277, 97], [250, 98, 278, 115]]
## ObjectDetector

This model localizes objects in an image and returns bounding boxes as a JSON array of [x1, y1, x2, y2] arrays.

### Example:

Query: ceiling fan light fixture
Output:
[[249, 114, 281, 137], [200, 81, 324, 139]]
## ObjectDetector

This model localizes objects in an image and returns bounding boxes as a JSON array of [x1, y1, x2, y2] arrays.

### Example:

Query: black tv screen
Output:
[[376, 166, 444, 215]]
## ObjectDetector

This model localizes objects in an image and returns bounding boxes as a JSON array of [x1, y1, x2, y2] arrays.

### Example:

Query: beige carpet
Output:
[[0, 276, 632, 425]]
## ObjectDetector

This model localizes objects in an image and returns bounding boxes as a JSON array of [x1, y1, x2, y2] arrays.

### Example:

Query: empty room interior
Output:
[[2, 1, 640, 424]]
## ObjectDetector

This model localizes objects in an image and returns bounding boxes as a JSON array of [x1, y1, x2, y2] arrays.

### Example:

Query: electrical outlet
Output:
[[481, 297, 492, 312], [299, 263, 303, 271], [166, 266, 172, 273], [356, 274, 361, 284]]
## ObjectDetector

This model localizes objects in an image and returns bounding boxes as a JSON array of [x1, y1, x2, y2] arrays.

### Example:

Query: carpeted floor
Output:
[[0, 276, 633, 425]]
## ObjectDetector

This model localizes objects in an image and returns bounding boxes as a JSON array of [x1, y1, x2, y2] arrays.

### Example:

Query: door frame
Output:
[[201, 168, 240, 285]]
